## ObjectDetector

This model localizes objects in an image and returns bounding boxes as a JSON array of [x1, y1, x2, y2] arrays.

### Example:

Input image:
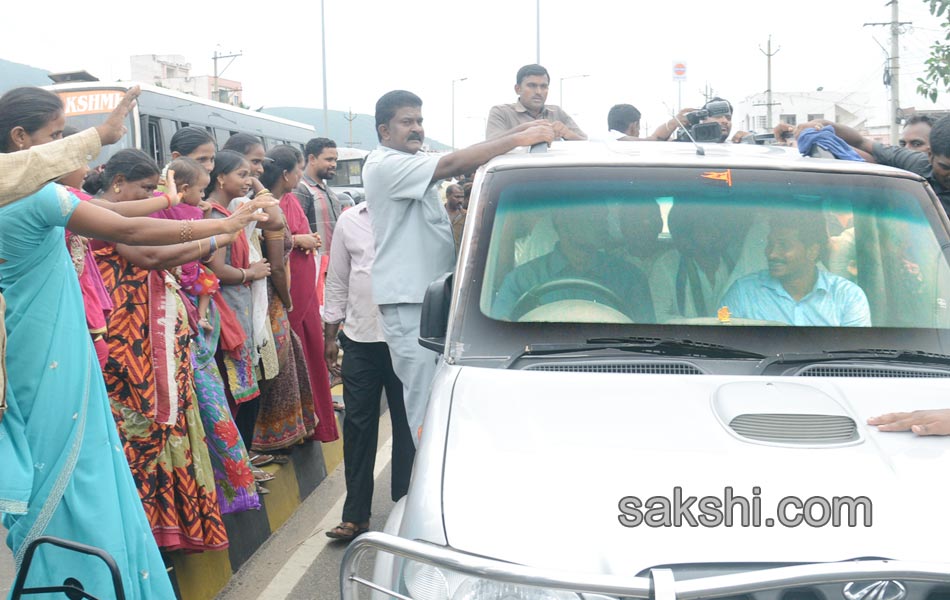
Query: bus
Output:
[[44, 81, 317, 168]]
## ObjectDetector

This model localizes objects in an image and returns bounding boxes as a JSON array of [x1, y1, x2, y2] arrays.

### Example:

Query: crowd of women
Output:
[[0, 85, 340, 597]]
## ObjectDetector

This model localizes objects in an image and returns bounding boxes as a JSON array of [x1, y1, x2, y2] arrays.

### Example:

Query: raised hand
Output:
[[96, 86, 140, 145]]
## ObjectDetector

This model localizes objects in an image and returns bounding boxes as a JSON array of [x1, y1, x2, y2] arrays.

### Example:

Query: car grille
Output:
[[797, 365, 950, 378], [523, 361, 704, 375], [729, 413, 858, 444]]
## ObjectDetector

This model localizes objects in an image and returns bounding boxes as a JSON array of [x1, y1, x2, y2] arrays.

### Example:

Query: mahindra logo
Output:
[[843, 581, 906, 600]]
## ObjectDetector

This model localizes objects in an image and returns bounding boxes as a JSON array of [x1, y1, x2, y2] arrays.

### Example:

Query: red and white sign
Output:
[[58, 90, 125, 116], [672, 61, 687, 81]]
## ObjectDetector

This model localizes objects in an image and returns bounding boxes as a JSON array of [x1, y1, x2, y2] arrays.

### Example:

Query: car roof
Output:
[[482, 140, 929, 182]]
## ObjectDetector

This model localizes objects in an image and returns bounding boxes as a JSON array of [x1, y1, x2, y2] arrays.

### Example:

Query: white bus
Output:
[[45, 81, 316, 168]]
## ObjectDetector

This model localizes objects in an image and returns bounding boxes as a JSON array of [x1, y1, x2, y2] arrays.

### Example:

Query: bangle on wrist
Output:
[[239, 268, 247, 283], [209, 235, 218, 254], [164, 193, 173, 209], [196, 239, 203, 256]]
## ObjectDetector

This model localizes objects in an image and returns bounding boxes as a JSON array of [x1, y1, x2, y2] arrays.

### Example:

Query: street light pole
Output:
[[451, 77, 468, 151], [321, 0, 329, 136], [536, 0, 541, 64], [559, 74, 589, 110]]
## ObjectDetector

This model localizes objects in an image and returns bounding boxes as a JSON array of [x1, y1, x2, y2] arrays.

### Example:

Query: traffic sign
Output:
[[673, 61, 687, 81]]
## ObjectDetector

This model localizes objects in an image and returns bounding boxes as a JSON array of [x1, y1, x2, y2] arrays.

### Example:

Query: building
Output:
[[734, 90, 870, 134], [130, 54, 243, 106]]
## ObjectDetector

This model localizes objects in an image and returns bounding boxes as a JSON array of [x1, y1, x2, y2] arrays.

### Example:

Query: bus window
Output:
[[145, 116, 163, 165], [214, 128, 232, 146]]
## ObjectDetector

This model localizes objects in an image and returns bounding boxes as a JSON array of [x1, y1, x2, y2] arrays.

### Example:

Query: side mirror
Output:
[[419, 271, 453, 353]]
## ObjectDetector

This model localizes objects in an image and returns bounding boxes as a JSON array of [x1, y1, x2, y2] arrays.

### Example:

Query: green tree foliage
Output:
[[918, 0, 950, 102]]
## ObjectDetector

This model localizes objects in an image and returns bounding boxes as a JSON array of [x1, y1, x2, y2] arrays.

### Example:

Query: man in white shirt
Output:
[[323, 203, 412, 541], [364, 89, 554, 446]]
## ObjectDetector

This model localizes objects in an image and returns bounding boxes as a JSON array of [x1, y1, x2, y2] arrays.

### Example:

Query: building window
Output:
[[807, 113, 824, 122], [755, 116, 768, 130], [780, 114, 797, 125]]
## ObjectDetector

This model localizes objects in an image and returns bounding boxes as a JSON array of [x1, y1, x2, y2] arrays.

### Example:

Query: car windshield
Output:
[[478, 166, 950, 330]]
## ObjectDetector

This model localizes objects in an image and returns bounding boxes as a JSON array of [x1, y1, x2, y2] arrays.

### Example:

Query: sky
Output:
[[2, 0, 948, 148]]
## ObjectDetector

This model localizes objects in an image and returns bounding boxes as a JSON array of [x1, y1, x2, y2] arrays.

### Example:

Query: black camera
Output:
[[676, 100, 732, 143]]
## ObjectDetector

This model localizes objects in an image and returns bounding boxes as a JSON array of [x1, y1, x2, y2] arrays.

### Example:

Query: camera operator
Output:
[[647, 98, 734, 143]]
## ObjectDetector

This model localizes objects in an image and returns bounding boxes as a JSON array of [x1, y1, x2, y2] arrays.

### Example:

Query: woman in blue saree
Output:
[[0, 87, 273, 598]]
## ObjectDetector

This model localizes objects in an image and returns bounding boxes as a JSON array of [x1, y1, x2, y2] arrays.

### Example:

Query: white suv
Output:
[[342, 140, 950, 600]]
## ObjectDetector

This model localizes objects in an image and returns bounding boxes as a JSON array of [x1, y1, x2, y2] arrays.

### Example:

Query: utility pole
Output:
[[759, 36, 780, 130], [536, 0, 541, 64], [343, 109, 358, 147], [320, 0, 329, 136], [865, 1, 911, 144], [212, 49, 242, 104]]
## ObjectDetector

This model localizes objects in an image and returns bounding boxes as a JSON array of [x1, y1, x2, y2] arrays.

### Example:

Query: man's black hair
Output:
[[607, 104, 642, 133], [906, 114, 936, 128], [930, 116, 950, 158], [305, 137, 337, 160], [375, 90, 422, 141], [516, 64, 550, 85]]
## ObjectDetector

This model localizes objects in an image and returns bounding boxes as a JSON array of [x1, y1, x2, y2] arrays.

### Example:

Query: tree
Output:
[[918, 0, 950, 102]]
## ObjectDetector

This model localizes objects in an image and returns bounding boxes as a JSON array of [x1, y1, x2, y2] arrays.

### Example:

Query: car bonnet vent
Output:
[[797, 364, 950, 378], [729, 413, 858, 444], [713, 381, 863, 447], [523, 361, 703, 375]]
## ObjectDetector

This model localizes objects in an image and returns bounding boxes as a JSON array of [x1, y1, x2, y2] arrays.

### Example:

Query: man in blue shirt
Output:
[[720, 211, 870, 326]]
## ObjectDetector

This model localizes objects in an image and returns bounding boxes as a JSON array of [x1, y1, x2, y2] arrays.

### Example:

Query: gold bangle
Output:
[[197, 239, 203, 255], [263, 230, 285, 241], [240, 268, 247, 283]]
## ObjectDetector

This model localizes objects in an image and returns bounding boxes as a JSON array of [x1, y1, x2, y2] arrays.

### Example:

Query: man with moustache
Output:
[[486, 64, 586, 141], [365, 89, 554, 446], [720, 211, 870, 327]]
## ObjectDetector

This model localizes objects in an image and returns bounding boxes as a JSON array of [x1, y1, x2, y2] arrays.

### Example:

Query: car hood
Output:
[[441, 368, 950, 575]]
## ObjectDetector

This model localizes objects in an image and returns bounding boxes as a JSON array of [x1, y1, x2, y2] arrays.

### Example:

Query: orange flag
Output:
[[701, 169, 733, 186]]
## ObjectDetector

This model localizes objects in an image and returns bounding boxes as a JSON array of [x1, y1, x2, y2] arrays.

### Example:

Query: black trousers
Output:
[[339, 332, 415, 524]]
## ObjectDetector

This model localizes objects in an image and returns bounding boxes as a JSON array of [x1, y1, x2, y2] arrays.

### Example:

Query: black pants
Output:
[[340, 332, 415, 524]]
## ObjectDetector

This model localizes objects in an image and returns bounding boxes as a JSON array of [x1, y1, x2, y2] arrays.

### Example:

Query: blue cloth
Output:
[[798, 126, 865, 161], [492, 244, 655, 322], [0, 184, 174, 598], [720, 268, 871, 327]]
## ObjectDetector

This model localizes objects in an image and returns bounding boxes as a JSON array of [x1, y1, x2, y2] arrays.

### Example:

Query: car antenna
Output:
[[664, 103, 704, 156]]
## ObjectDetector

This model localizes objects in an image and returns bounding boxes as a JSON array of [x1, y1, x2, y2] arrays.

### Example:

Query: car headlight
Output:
[[404, 560, 581, 600]]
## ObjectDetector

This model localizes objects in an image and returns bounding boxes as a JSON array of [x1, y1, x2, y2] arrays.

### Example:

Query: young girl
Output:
[[165, 157, 218, 330]]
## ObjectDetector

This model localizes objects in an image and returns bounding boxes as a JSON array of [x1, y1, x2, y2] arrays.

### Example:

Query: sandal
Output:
[[269, 454, 290, 465], [325, 522, 369, 541], [256, 482, 270, 495], [252, 467, 275, 482], [249, 452, 275, 467]]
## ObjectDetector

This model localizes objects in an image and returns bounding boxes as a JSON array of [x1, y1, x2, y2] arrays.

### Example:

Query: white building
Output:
[[734, 90, 870, 134], [130, 54, 243, 106]]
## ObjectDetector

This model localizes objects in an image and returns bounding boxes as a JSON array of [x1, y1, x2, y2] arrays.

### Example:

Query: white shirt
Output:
[[324, 204, 385, 343], [364, 146, 456, 305]]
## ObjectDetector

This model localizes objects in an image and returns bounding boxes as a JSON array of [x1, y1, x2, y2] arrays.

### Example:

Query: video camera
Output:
[[675, 100, 732, 143]]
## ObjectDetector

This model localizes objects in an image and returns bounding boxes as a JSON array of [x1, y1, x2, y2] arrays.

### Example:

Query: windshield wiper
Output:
[[502, 337, 766, 368], [760, 348, 950, 371]]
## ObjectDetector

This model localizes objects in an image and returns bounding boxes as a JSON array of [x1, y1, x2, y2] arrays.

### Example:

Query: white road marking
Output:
[[257, 435, 394, 599]]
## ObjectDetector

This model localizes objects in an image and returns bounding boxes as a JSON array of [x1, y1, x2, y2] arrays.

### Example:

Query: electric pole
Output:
[[865, 1, 911, 144], [759, 36, 780, 130], [343, 109, 358, 147], [212, 49, 242, 104]]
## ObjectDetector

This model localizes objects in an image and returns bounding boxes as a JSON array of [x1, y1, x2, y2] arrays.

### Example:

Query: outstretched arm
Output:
[[433, 123, 555, 182]]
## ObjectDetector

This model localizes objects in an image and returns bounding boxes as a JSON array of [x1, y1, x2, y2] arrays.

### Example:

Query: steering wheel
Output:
[[510, 277, 629, 321]]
